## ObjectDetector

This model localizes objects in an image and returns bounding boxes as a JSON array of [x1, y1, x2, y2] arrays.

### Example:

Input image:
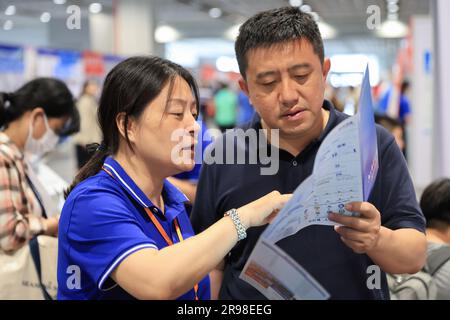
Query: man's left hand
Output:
[[328, 202, 381, 254]]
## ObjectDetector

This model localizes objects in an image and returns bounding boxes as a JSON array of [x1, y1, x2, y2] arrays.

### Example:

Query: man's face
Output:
[[240, 39, 330, 140]]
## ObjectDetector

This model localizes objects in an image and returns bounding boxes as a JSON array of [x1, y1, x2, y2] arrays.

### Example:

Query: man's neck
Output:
[[426, 228, 450, 245], [114, 149, 165, 210], [263, 108, 330, 157]]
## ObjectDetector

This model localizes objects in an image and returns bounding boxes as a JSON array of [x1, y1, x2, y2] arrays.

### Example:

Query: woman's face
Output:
[[29, 110, 68, 139], [127, 76, 200, 177], [85, 82, 99, 97]]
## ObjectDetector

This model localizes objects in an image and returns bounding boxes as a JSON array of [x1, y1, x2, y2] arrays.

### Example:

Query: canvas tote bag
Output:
[[0, 235, 58, 300]]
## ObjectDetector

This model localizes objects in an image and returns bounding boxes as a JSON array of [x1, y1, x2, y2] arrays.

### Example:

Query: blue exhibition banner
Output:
[[0, 44, 24, 73], [37, 48, 82, 79]]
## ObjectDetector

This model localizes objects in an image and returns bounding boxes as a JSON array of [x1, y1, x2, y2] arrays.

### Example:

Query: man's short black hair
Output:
[[235, 6, 324, 79], [420, 179, 450, 230]]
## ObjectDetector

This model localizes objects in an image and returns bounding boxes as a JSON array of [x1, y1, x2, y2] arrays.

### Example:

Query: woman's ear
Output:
[[29, 107, 45, 126], [116, 112, 137, 144], [22, 107, 46, 140]]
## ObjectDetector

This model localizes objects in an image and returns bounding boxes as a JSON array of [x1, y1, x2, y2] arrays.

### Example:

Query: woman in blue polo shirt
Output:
[[57, 56, 290, 300]]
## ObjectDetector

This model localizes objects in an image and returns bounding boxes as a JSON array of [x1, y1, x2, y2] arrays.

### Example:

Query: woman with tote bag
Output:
[[0, 78, 78, 299]]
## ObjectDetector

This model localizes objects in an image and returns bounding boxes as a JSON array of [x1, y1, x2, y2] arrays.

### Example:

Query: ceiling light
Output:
[[40, 12, 51, 23], [376, 19, 408, 38], [155, 25, 180, 43], [387, 3, 399, 13], [318, 21, 337, 39], [89, 3, 102, 14], [209, 8, 222, 18], [289, 0, 303, 7], [53, 0, 67, 4], [3, 20, 13, 30], [300, 4, 312, 13], [5, 5, 16, 16], [225, 24, 241, 41], [310, 12, 319, 22]]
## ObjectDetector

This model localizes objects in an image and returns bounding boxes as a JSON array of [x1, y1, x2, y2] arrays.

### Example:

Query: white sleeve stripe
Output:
[[98, 243, 158, 290]]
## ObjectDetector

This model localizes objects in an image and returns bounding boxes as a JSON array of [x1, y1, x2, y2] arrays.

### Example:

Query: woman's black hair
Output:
[[0, 77, 75, 129], [65, 56, 200, 198]]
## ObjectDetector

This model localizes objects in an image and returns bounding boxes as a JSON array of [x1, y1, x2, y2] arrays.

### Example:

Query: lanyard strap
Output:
[[143, 206, 200, 300], [144, 207, 177, 245], [102, 166, 199, 300]]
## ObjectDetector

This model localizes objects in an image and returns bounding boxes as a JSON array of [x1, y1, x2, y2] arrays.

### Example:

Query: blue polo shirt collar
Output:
[[103, 157, 189, 220]]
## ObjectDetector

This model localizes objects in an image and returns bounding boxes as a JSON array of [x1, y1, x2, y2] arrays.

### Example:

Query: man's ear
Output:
[[323, 58, 331, 81], [238, 78, 249, 95], [116, 112, 137, 144], [239, 78, 252, 104]]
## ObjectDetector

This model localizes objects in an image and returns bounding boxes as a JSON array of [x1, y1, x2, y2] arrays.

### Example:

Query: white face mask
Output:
[[24, 113, 59, 159]]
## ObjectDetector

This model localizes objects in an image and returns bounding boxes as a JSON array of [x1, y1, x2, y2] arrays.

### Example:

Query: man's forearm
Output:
[[367, 227, 427, 274]]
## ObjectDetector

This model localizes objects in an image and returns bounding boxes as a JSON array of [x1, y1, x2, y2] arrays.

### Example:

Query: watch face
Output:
[[224, 209, 235, 216]]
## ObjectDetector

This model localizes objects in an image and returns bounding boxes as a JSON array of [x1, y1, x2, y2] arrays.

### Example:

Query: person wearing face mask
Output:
[[0, 78, 77, 253]]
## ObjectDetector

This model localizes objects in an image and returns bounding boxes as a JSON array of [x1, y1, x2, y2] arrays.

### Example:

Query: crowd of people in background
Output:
[[1, 66, 443, 300], [0, 5, 447, 300]]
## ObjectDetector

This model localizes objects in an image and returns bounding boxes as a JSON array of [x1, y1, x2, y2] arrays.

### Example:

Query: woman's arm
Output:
[[111, 191, 290, 299], [0, 162, 54, 252]]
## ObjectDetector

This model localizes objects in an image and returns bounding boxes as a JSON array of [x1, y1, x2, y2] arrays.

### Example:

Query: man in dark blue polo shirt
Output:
[[191, 7, 427, 300]]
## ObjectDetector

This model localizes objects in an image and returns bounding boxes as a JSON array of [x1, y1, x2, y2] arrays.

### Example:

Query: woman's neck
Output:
[[114, 150, 165, 210], [3, 121, 26, 151]]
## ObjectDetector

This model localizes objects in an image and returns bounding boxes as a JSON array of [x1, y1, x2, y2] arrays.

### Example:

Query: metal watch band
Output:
[[224, 208, 247, 241]]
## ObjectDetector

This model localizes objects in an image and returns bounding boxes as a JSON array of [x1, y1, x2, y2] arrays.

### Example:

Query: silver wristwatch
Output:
[[224, 208, 247, 241]]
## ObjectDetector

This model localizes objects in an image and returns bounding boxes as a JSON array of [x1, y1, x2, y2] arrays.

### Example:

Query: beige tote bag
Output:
[[0, 236, 58, 300]]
